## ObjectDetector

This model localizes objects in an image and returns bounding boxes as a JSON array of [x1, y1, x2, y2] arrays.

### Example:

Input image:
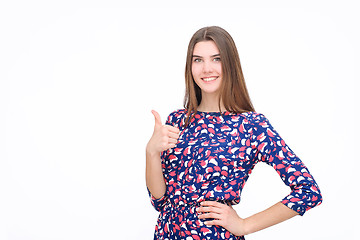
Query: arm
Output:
[[146, 110, 179, 201], [242, 202, 298, 235], [198, 201, 298, 236], [251, 113, 322, 215], [146, 150, 166, 199]]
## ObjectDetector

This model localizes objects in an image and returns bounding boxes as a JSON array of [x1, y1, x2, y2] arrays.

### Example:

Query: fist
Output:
[[146, 110, 180, 155]]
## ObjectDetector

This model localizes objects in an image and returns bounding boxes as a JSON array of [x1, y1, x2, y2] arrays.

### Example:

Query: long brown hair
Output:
[[184, 26, 255, 127]]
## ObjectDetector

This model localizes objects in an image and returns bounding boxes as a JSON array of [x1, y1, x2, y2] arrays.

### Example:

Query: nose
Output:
[[202, 60, 213, 73]]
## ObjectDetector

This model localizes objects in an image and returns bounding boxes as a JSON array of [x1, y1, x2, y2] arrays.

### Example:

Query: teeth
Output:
[[203, 77, 217, 82]]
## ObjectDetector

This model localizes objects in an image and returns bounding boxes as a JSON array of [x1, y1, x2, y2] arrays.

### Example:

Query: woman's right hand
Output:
[[146, 110, 180, 156]]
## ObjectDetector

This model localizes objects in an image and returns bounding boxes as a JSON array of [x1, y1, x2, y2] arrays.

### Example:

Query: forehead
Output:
[[192, 41, 220, 56]]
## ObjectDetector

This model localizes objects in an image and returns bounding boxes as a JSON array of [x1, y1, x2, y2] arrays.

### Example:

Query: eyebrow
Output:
[[192, 53, 220, 58]]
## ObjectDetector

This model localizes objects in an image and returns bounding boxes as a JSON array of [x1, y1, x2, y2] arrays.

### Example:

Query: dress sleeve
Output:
[[147, 187, 168, 212], [249, 113, 322, 216]]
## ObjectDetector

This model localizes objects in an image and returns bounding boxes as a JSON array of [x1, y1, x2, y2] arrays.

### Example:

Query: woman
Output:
[[146, 26, 322, 240]]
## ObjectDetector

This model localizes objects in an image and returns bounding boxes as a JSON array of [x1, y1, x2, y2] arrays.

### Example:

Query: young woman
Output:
[[146, 26, 322, 240]]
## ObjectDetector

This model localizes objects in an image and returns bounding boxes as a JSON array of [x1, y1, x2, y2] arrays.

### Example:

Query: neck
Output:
[[197, 93, 225, 112]]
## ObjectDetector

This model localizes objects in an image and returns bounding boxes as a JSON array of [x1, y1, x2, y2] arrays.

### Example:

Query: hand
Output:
[[146, 110, 180, 155], [197, 201, 247, 236]]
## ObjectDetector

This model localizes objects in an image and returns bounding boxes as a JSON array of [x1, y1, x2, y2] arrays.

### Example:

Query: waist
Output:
[[165, 198, 230, 210]]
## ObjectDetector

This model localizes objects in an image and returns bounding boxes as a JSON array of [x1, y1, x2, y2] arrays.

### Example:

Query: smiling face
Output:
[[191, 41, 222, 98], [184, 26, 255, 126]]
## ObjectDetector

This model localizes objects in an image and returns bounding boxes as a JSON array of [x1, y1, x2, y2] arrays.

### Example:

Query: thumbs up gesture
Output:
[[146, 110, 180, 155]]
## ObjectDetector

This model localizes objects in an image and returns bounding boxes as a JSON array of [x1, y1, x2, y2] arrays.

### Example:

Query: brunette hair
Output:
[[184, 26, 255, 127]]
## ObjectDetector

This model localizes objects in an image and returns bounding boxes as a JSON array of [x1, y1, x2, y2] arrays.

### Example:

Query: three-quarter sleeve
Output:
[[147, 187, 168, 212], [249, 113, 322, 216]]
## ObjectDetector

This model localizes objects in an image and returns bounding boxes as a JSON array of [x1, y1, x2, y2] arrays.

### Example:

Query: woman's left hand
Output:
[[196, 201, 247, 236]]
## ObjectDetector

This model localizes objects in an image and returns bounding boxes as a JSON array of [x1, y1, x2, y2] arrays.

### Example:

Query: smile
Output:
[[202, 77, 218, 82]]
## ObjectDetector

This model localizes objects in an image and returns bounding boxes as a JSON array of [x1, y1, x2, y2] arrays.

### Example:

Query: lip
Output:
[[201, 76, 218, 82]]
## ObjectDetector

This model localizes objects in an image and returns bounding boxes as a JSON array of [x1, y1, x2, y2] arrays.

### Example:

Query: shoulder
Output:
[[167, 109, 186, 120], [240, 111, 268, 124], [239, 111, 273, 133], [166, 109, 187, 127]]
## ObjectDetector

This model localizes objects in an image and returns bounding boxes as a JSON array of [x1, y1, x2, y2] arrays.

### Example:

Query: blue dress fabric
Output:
[[148, 109, 322, 240]]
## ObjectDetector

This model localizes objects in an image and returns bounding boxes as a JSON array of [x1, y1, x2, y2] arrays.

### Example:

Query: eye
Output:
[[213, 57, 221, 62], [193, 58, 202, 63]]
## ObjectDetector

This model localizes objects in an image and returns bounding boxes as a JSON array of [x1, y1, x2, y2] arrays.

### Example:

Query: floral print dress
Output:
[[148, 109, 322, 240]]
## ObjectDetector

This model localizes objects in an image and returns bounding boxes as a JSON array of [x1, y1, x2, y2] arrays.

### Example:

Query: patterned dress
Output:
[[148, 109, 322, 240]]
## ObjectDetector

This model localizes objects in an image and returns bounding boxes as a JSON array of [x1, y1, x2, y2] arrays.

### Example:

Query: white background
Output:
[[0, 0, 359, 239]]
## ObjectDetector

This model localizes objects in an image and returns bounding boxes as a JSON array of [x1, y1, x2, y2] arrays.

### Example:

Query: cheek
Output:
[[191, 68, 195, 78], [216, 64, 222, 75], [191, 64, 201, 77]]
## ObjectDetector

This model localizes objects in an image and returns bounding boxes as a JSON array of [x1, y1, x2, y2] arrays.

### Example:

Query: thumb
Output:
[[151, 110, 162, 127]]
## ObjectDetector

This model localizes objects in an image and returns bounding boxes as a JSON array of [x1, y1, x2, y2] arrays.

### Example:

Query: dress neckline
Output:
[[195, 110, 252, 116], [197, 110, 230, 115]]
